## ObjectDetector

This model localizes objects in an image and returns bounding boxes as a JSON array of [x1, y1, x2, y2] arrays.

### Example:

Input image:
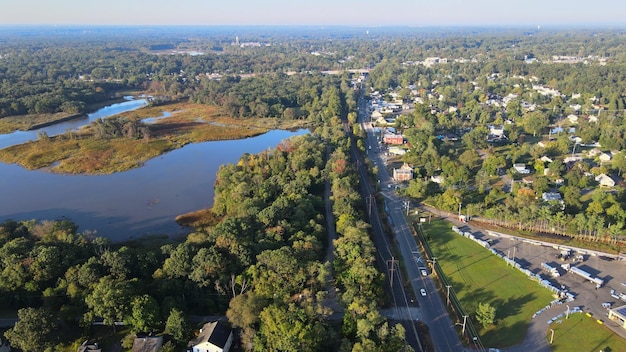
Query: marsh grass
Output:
[[0, 102, 308, 174]]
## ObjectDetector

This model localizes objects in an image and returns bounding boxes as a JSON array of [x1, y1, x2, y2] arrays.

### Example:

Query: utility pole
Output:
[[446, 285, 452, 306], [462, 315, 468, 336], [387, 257, 398, 289], [458, 202, 462, 221], [366, 194, 375, 216], [404, 200, 410, 216], [566, 305, 570, 319]]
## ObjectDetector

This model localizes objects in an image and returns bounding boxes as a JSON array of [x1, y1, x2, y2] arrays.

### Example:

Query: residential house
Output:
[[522, 176, 535, 185], [595, 174, 616, 188], [190, 321, 233, 352], [513, 163, 530, 174], [383, 133, 404, 145], [540, 156, 554, 163], [569, 135, 583, 144], [488, 125, 506, 142], [78, 341, 102, 352], [393, 163, 414, 182], [132, 336, 163, 352], [430, 175, 444, 184], [567, 114, 579, 124], [599, 152, 612, 163], [563, 156, 582, 166], [542, 192, 563, 202], [537, 140, 549, 148], [587, 149, 601, 157]]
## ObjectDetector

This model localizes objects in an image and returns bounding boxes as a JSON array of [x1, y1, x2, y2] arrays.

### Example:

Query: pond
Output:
[[0, 99, 308, 241]]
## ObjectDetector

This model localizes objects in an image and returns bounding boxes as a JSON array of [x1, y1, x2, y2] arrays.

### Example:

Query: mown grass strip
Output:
[[423, 219, 554, 347]]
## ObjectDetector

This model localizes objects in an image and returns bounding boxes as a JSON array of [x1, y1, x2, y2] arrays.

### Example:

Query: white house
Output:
[[595, 174, 616, 188], [567, 114, 579, 124], [191, 321, 233, 352], [542, 192, 563, 202], [540, 156, 554, 163], [599, 152, 612, 163], [513, 163, 530, 174], [388, 146, 407, 156], [430, 175, 444, 184]]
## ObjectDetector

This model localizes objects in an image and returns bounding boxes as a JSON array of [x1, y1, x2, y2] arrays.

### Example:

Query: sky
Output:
[[0, 0, 625, 27]]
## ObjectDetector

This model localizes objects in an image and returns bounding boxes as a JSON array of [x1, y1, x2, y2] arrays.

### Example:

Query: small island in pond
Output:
[[0, 102, 308, 174]]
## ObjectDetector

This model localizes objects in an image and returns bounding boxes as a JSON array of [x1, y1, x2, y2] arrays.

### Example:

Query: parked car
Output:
[[421, 269, 428, 276], [420, 289, 427, 296]]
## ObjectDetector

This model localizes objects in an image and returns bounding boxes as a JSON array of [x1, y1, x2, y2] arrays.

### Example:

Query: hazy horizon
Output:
[[1, 0, 625, 27]]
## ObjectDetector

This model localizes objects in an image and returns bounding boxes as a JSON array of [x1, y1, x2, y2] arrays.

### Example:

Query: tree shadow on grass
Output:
[[461, 287, 496, 312], [481, 319, 529, 347], [492, 292, 537, 321]]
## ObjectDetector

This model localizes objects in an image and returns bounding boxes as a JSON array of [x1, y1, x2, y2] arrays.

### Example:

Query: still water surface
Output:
[[0, 99, 307, 241], [0, 97, 148, 150]]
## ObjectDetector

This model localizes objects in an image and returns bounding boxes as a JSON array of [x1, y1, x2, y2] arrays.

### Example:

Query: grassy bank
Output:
[[0, 102, 307, 174], [422, 219, 554, 347]]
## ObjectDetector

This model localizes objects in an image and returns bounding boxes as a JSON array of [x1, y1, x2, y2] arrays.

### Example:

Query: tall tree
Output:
[[475, 302, 496, 328], [4, 307, 59, 352], [128, 294, 161, 333]]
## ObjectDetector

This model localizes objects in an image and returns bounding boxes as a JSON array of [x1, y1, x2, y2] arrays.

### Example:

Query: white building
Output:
[[191, 321, 233, 352]]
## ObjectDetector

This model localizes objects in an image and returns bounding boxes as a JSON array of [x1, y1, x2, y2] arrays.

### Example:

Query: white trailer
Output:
[[569, 266, 603, 287]]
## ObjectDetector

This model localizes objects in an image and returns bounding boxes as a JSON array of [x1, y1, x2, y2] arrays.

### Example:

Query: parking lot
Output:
[[460, 225, 626, 338]]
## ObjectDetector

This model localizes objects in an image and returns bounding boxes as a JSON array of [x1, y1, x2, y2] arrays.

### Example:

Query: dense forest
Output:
[[3, 26, 626, 119], [0, 129, 408, 350]]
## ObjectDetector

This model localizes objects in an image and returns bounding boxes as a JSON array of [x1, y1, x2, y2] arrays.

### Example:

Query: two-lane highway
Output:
[[361, 119, 463, 351]]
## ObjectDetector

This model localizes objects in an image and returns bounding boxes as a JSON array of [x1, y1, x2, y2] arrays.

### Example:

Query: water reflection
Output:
[[0, 97, 148, 149], [0, 129, 308, 242]]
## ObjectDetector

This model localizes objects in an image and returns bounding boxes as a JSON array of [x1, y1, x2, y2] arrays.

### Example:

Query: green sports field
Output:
[[549, 312, 626, 352], [423, 220, 555, 347]]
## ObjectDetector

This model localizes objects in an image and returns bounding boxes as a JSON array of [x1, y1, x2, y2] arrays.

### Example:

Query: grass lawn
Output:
[[549, 313, 626, 352], [422, 219, 555, 347]]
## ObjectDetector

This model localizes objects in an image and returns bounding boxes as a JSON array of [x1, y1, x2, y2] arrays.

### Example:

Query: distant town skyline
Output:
[[0, 0, 625, 27]]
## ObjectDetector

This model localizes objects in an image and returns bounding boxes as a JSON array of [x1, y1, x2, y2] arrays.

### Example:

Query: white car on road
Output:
[[420, 289, 427, 296]]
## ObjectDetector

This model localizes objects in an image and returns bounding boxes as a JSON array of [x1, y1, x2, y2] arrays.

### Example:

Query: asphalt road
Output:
[[352, 95, 427, 350], [359, 118, 463, 351]]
